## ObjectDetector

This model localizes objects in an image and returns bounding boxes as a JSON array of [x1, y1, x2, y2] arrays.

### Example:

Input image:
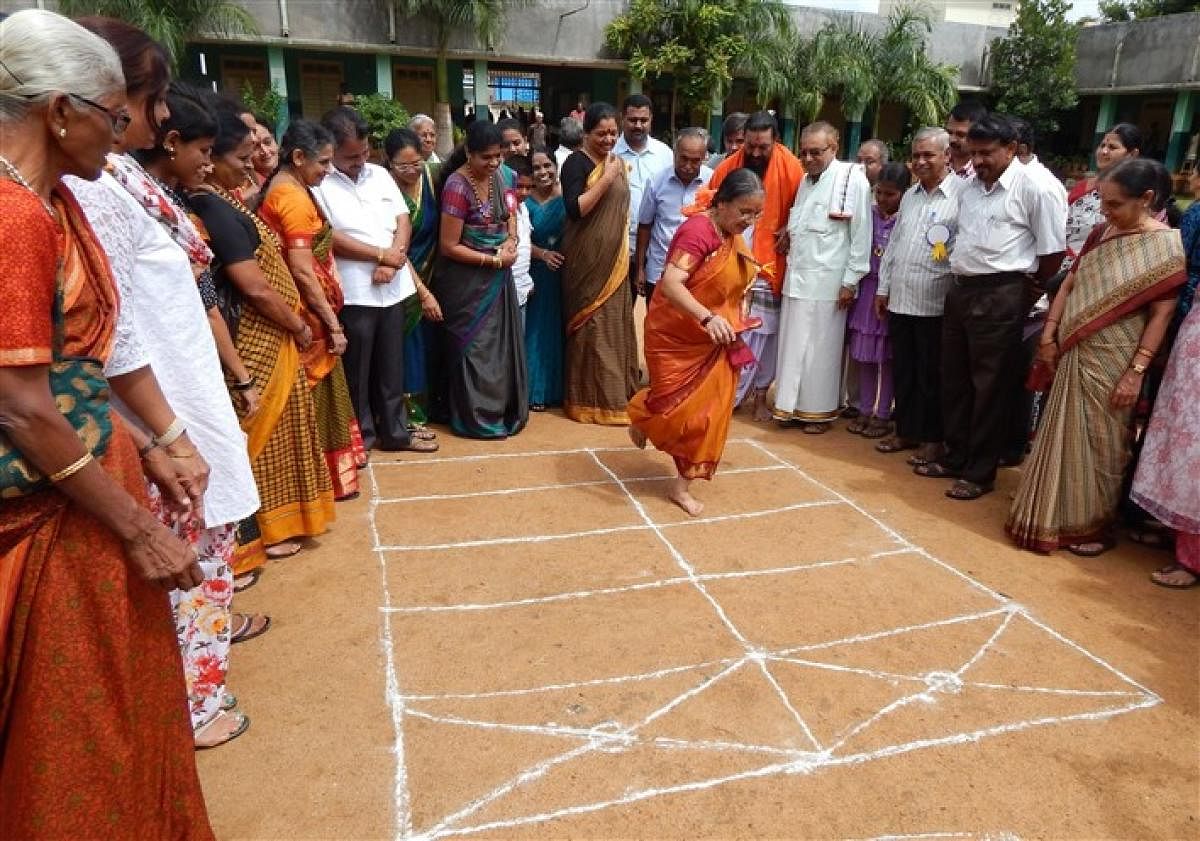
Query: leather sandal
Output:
[[945, 479, 993, 501]]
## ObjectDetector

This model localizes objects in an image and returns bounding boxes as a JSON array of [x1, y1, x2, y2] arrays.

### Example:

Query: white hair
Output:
[[674, 126, 708, 151], [912, 127, 950, 152], [0, 10, 125, 123], [409, 113, 435, 131]]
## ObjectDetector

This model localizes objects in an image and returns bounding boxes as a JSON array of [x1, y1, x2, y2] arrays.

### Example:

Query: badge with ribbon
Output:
[[927, 223, 950, 262]]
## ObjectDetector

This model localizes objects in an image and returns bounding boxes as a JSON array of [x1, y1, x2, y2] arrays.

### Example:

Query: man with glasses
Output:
[[707, 110, 804, 420], [314, 107, 436, 453], [635, 127, 712, 301], [773, 121, 872, 433]]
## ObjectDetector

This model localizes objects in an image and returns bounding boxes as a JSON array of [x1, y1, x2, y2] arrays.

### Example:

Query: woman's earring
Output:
[[58, 127, 67, 138], [166, 145, 176, 160]]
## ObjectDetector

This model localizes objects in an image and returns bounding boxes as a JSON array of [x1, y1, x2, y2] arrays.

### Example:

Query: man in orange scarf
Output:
[[708, 111, 804, 420]]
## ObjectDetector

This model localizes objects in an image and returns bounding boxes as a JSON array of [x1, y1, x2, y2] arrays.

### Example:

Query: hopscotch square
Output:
[[372, 450, 612, 500], [380, 530, 689, 610], [664, 503, 904, 575], [596, 439, 782, 481], [386, 582, 747, 696], [607, 460, 837, 525], [370, 442, 1161, 840], [705, 550, 1002, 653], [374, 480, 641, 548]]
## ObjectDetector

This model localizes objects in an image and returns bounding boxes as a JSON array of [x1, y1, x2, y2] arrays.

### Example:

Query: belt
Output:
[[952, 271, 1026, 288]]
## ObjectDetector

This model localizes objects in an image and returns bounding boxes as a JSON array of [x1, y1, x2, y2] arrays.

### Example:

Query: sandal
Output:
[[195, 710, 250, 750], [907, 443, 944, 467], [231, 613, 271, 645], [846, 417, 869, 435], [408, 426, 437, 441], [840, 406, 861, 419], [265, 540, 302, 559], [1066, 537, 1116, 557], [945, 479, 993, 501], [1129, 526, 1174, 551], [402, 437, 439, 453], [914, 462, 960, 479], [1150, 563, 1200, 589], [875, 435, 917, 454], [861, 418, 892, 439], [233, 569, 262, 593], [221, 693, 238, 712], [530, 403, 547, 412], [802, 423, 832, 435]]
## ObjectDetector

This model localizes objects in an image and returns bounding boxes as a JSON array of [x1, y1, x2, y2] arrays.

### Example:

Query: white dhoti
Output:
[[773, 296, 847, 422], [734, 277, 781, 406]]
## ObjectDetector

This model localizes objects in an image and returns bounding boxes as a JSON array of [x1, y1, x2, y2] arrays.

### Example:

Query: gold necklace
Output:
[[0, 154, 58, 221]]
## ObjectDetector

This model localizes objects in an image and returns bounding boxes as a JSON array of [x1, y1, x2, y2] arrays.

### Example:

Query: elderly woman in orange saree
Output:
[[560, 102, 640, 424], [1007, 160, 1186, 556], [259, 119, 365, 500], [628, 169, 765, 516], [0, 11, 212, 836]]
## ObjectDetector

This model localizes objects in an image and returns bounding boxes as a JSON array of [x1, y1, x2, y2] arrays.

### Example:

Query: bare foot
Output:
[[752, 389, 772, 422], [194, 710, 250, 749], [628, 426, 647, 449], [668, 477, 704, 517]]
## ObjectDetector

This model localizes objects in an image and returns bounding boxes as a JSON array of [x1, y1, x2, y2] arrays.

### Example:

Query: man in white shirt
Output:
[[615, 94, 673, 300], [875, 127, 962, 466], [919, 114, 1065, 500], [773, 122, 872, 432], [506, 153, 535, 326], [945, 101, 987, 180], [555, 117, 583, 172], [635, 127, 712, 300], [1007, 115, 1068, 466], [315, 107, 437, 453]]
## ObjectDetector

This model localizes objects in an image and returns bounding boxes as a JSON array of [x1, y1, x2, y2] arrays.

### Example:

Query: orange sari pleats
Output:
[[629, 235, 757, 479]]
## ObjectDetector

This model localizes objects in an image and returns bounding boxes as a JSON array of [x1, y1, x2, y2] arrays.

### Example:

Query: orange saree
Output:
[[628, 215, 758, 479], [259, 180, 364, 500], [0, 183, 213, 839]]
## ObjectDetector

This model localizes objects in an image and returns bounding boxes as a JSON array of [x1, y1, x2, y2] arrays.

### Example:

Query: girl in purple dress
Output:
[[847, 162, 910, 438]]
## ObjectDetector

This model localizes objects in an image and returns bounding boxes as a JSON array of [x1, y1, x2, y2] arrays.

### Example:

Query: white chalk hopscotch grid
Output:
[[367, 438, 1161, 841]]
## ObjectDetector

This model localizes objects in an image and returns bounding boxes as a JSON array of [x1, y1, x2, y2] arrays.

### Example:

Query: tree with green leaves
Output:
[[1099, 0, 1199, 21], [56, 0, 257, 70], [760, 4, 956, 155], [604, 0, 795, 133], [990, 0, 1078, 137], [354, 92, 412, 148], [393, 0, 531, 154]]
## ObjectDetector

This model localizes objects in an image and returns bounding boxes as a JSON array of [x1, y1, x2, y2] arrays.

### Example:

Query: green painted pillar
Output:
[[375, 54, 393, 98], [781, 113, 797, 150], [473, 58, 489, 119], [267, 46, 289, 134], [708, 89, 724, 147], [1091, 94, 1118, 169], [1165, 90, 1194, 174], [846, 121, 863, 159]]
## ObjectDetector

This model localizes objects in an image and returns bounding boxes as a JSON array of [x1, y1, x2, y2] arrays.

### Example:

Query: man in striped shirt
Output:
[[875, 127, 962, 467]]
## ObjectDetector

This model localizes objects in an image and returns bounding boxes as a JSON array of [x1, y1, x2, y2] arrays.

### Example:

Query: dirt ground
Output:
[[197, 399, 1200, 840]]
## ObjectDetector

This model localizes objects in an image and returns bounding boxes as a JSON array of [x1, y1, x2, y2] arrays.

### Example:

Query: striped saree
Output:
[[1006, 226, 1187, 552]]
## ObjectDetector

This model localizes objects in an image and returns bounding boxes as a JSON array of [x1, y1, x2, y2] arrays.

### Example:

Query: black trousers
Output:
[[340, 302, 410, 450], [1003, 326, 1040, 462], [939, 274, 1026, 486], [890, 312, 944, 444]]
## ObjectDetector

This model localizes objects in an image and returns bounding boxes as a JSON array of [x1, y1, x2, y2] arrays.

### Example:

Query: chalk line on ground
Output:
[[370, 440, 1159, 840]]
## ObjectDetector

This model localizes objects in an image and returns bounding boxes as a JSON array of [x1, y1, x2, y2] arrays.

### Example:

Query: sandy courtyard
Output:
[[198, 411, 1200, 840]]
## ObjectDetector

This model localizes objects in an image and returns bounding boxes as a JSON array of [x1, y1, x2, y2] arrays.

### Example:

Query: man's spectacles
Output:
[[69, 93, 133, 134], [799, 146, 832, 159]]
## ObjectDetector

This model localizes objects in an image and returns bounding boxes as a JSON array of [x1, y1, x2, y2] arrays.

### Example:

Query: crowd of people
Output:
[[0, 7, 1198, 837]]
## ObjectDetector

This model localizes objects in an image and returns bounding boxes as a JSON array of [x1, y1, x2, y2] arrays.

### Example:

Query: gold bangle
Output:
[[1136, 346, 1156, 358], [49, 452, 94, 483], [168, 449, 200, 459], [377, 249, 386, 265]]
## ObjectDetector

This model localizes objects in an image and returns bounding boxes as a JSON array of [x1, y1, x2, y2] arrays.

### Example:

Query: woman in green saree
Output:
[[386, 127, 443, 425]]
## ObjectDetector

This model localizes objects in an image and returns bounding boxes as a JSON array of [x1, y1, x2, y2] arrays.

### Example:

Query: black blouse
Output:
[[560, 150, 600, 222]]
